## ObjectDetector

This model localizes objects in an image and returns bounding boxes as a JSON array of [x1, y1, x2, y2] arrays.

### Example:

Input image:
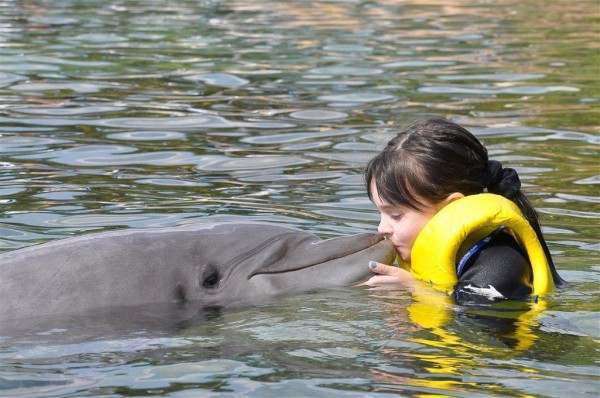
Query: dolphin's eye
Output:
[[202, 267, 221, 289]]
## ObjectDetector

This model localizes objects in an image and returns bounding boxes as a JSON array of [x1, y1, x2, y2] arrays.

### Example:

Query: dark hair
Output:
[[365, 117, 565, 286]]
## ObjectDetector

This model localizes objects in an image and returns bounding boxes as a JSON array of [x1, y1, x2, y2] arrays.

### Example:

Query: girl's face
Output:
[[370, 180, 442, 264]]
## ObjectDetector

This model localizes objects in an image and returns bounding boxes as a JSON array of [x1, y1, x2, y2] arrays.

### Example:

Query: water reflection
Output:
[[0, 114, 297, 129], [107, 131, 186, 141], [184, 73, 250, 88], [419, 85, 580, 95], [10, 105, 126, 115], [366, 285, 593, 396]]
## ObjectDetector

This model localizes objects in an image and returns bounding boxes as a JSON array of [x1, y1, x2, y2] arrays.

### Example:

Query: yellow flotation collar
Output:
[[400, 193, 554, 296]]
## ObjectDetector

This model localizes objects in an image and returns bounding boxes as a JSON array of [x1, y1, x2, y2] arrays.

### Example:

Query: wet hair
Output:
[[365, 117, 565, 286]]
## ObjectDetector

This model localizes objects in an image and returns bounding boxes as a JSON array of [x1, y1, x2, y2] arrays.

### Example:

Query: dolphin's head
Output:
[[185, 223, 396, 306]]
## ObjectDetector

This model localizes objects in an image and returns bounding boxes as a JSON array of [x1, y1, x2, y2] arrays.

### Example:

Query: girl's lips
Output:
[[394, 245, 409, 262]]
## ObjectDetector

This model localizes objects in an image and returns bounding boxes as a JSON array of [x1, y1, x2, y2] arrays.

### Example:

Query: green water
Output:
[[0, 0, 598, 396]]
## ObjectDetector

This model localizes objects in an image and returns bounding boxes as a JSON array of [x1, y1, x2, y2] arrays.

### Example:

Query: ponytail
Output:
[[481, 160, 566, 287]]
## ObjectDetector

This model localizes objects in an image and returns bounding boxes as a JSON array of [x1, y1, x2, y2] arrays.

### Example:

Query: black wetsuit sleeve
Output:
[[454, 232, 533, 304]]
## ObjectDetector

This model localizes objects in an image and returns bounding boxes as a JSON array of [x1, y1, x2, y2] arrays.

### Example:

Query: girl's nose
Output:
[[377, 217, 392, 237]]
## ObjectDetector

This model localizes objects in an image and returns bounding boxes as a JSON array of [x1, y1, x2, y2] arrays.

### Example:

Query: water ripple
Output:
[[135, 178, 209, 187], [289, 110, 348, 120], [28, 16, 80, 25], [10, 81, 125, 94], [554, 193, 600, 204], [9, 105, 127, 116], [471, 126, 598, 143], [241, 128, 358, 145], [539, 207, 600, 219], [196, 156, 312, 171], [438, 73, 546, 81], [574, 176, 600, 185], [0, 72, 26, 87], [323, 44, 373, 53], [308, 66, 383, 76], [0, 136, 72, 154], [317, 93, 395, 103], [183, 73, 250, 88], [107, 131, 186, 141], [419, 85, 580, 95], [383, 60, 455, 68], [0, 212, 205, 229], [1, 55, 114, 67], [16, 145, 222, 167], [95, 115, 295, 130], [69, 33, 128, 43], [0, 187, 26, 196], [0, 114, 296, 129], [0, 63, 61, 72], [238, 171, 345, 182]]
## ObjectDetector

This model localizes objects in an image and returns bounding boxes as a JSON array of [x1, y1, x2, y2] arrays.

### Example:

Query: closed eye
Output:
[[201, 267, 221, 289]]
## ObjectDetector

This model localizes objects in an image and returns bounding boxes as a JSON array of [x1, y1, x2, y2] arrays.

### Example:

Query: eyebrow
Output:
[[376, 203, 402, 212]]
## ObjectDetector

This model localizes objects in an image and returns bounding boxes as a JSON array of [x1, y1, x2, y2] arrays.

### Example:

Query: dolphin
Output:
[[0, 222, 395, 321]]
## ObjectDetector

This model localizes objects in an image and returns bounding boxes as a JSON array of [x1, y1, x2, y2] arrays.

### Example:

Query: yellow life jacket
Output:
[[399, 193, 554, 296]]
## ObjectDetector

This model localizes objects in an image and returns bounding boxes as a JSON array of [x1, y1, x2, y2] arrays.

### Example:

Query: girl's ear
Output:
[[441, 192, 464, 207], [434, 192, 464, 211]]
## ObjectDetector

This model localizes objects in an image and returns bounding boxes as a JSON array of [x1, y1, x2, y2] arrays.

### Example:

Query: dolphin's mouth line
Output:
[[219, 232, 310, 282], [246, 236, 389, 280]]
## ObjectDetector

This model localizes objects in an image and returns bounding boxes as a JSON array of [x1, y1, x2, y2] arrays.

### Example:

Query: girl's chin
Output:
[[397, 251, 410, 263]]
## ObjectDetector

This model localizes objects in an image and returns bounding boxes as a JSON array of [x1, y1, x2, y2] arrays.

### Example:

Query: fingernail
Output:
[[369, 261, 377, 269]]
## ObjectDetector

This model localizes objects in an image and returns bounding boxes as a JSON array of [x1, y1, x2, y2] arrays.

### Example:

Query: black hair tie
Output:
[[482, 160, 521, 199]]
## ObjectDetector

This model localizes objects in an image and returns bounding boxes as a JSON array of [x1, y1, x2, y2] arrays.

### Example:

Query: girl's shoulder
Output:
[[455, 232, 533, 303]]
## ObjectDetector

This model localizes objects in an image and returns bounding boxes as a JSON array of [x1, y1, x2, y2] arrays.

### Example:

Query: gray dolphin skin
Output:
[[0, 222, 395, 321]]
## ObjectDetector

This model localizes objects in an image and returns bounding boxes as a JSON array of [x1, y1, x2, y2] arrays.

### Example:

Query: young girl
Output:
[[364, 118, 565, 303]]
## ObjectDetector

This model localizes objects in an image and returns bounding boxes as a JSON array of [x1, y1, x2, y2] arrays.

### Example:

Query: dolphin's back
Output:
[[0, 227, 204, 320]]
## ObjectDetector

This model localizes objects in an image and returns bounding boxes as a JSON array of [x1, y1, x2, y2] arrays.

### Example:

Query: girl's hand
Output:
[[361, 261, 415, 286]]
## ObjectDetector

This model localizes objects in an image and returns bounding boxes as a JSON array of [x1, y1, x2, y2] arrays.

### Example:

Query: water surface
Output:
[[0, 0, 598, 396]]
